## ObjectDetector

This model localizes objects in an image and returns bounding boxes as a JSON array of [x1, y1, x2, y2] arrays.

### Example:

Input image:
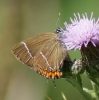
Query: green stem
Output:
[[91, 81, 99, 100], [66, 77, 92, 100], [85, 72, 99, 87]]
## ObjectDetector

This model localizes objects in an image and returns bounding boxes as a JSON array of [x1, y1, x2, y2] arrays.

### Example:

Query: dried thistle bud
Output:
[[62, 59, 84, 78]]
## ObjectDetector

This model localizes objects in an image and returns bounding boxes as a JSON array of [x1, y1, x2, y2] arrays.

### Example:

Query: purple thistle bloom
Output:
[[59, 12, 99, 77], [62, 12, 99, 50]]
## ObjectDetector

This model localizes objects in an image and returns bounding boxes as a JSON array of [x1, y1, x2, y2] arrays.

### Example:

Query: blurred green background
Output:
[[0, 0, 99, 100]]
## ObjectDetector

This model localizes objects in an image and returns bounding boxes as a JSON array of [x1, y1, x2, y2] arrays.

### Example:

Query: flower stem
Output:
[[91, 81, 99, 100], [65, 77, 92, 100]]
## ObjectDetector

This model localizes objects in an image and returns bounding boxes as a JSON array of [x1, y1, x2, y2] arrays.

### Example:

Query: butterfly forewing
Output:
[[33, 38, 65, 72], [12, 32, 68, 79]]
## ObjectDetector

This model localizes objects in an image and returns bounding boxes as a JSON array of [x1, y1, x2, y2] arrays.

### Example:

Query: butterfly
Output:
[[12, 28, 71, 79]]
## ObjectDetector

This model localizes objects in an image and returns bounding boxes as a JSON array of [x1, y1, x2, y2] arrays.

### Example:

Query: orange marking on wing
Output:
[[43, 71, 46, 76], [38, 68, 62, 79], [54, 71, 57, 76], [46, 73, 49, 78], [56, 71, 60, 77], [48, 72, 52, 77], [39, 68, 42, 73], [59, 72, 62, 76], [52, 73, 55, 79]]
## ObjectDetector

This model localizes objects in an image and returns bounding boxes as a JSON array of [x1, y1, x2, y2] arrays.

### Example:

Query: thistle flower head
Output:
[[59, 13, 99, 77], [62, 12, 99, 50]]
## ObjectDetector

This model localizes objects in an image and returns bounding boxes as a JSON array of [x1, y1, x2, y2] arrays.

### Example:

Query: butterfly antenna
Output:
[[55, 13, 61, 30]]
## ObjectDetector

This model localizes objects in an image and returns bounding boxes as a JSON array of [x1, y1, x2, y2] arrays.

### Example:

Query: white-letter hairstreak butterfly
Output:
[[12, 28, 71, 79]]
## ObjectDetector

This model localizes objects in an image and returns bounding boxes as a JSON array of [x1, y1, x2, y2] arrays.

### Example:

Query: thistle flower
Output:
[[61, 13, 99, 77], [62, 12, 99, 50]]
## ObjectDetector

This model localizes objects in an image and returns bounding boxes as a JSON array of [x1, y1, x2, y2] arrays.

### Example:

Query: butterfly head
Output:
[[55, 27, 64, 34]]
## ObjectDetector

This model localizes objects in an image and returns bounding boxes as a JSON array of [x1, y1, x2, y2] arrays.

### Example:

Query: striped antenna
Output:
[[56, 13, 61, 29]]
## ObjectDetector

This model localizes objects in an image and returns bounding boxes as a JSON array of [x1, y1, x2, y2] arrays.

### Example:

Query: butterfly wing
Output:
[[12, 32, 70, 79], [12, 33, 54, 65]]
